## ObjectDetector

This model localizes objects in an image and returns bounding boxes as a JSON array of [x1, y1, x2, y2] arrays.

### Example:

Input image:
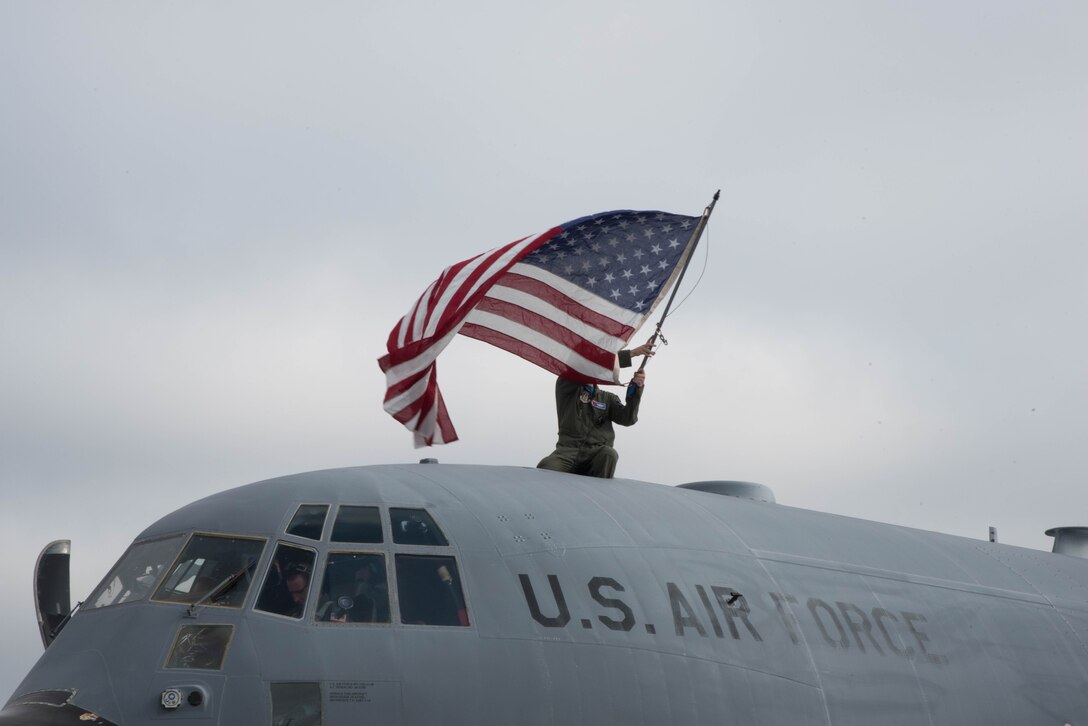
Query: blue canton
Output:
[[520, 210, 701, 313]]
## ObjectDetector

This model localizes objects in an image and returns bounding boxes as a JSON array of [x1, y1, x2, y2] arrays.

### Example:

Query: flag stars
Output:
[[564, 265, 574, 275], [581, 260, 592, 272], [604, 272, 615, 283], [622, 269, 633, 279], [634, 300, 645, 310], [650, 244, 662, 255], [658, 259, 669, 270], [640, 265, 652, 276], [556, 250, 567, 259], [587, 277, 597, 286], [626, 233, 636, 243], [590, 242, 601, 253], [599, 256, 610, 267], [668, 238, 680, 249], [628, 285, 639, 295], [616, 253, 627, 263], [643, 229, 655, 239], [647, 280, 659, 291], [633, 248, 644, 259], [608, 238, 620, 247], [610, 289, 621, 300]]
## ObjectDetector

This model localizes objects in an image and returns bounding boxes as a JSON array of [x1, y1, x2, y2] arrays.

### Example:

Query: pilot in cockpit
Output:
[[256, 557, 313, 618], [318, 556, 389, 623], [283, 564, 311, 618]]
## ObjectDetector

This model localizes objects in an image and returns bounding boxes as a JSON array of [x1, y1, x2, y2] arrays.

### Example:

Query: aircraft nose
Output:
[[0, 691, 118, 725]]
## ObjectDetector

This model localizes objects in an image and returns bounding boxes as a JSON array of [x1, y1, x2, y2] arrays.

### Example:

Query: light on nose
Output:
[[161, 688, 183, 710]]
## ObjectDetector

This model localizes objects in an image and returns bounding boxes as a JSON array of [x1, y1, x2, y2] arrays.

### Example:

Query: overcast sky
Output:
[[2, 0, 1085, 701]]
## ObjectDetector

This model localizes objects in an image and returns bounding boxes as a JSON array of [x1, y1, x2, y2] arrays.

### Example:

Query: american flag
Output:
[[379, 208, 703, 447]]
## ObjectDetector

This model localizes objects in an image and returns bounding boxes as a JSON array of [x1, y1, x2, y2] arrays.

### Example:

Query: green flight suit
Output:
[[536, 350, 642, 479]]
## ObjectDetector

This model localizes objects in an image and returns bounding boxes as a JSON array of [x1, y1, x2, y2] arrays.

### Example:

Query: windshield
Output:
[[87, 535, 187, 609], [153, 534, 266, 606]]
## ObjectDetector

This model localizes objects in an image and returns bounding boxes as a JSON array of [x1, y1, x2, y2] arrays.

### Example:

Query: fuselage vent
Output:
[[677, 480, 776, 503], [1045, 526, 1088, 558]]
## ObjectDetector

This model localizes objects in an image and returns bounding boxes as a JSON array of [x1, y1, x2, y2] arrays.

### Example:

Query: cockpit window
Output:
[[256, 543, 317, 619], [395, 554, 469, 626], [330, 506, 383, 544], [165, 624, 234, 670], [153, 535, 265, 607], [315, 553, 390, 624], [390, 508, 448, 546], [87, 535, 186, 609], [286, 505, 328, 540]]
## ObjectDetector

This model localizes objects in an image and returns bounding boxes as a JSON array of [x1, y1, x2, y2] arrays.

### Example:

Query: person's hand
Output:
[[631, 371, 646, 388], [630, 338, 655, 358]]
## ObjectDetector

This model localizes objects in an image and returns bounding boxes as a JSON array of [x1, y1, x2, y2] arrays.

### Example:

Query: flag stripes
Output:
[[379, 207, 703, 446]]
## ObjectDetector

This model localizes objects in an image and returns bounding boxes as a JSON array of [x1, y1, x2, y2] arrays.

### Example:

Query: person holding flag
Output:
[[536, 340, 654, 478]]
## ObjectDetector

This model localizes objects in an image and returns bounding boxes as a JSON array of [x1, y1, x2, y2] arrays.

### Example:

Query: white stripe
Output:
[[400, 279, 437, 348], [507, 263, 646, 328], [461, 308, 616, 381], [480, 284, 629, 352], [419, 250, 494, 340], [422, 233, 545, 339], [383, 323, 464, 386], [383, 366, 433, 417], [415, 395, 440, 446]]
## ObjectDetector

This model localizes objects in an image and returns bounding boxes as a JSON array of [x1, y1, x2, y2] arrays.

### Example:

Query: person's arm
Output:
[[617, 339, 655, 368], [610, 371, 644, 427]]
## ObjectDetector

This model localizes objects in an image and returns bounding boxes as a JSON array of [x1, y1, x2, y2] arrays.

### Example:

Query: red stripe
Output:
[[382, 365, 429, 403], [471, 297, 616, 371], [432, 241, 527, 331], [427, 233, 557, 337], [392, 368, 437, 425], [433, 387, 457, 444], [460, 323, 610, 385], [493, 273, 634, 339]]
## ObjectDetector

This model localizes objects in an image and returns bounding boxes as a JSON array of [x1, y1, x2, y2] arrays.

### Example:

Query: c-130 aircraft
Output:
[[4, 462, 1088, 725]]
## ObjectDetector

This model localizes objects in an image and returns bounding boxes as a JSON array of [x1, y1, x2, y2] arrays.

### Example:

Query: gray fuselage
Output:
[[5, 463, 1088, 725]]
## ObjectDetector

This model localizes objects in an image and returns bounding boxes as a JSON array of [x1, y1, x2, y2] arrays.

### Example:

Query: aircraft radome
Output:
[[4, 462, 1088, 725]]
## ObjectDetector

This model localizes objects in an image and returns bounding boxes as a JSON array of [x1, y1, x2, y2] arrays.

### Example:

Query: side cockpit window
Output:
[[390, 508, 447, 546], [316, 553, 390, 624], [396, 555, 469, 626], [154, 535, 266, 607], [87, 534, 187, 609], [286, 505, 329, 541], [256, 543, 317, 619]]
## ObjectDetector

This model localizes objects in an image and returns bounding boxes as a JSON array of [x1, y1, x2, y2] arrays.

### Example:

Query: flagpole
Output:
[[636, 189, 720, 373]]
